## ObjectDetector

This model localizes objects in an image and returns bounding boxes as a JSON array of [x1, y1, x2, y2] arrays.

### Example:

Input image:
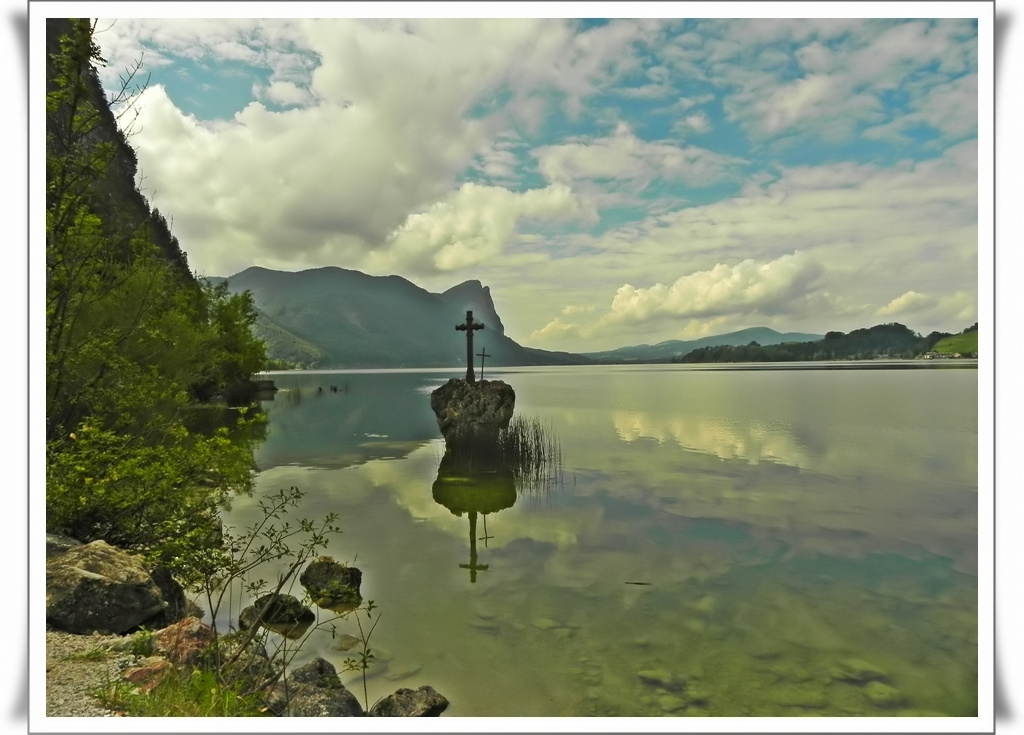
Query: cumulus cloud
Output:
[[257, 80, 310, 107], [602, 252, 824, 325], [877, 291, 932, 317], [528, 252, 828, 349], [875, 290, 976, 330], [374, 182, 583, 272]]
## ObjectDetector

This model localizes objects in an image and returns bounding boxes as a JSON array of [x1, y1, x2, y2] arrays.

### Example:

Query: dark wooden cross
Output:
[[476, 347, 490, 381], [455, 310, 485, 382]]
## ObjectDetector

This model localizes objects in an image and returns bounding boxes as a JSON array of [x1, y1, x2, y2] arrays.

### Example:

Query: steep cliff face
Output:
[[46, 18, 193, 280], [438, 280, 506, 336]]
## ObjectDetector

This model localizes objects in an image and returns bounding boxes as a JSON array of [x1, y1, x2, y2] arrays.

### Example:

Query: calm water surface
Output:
[[218, 363, 978, 717]]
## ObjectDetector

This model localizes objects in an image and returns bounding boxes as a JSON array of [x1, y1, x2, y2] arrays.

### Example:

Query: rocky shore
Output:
[[45, 535, 449, 717], [45, 628, 136, 717]]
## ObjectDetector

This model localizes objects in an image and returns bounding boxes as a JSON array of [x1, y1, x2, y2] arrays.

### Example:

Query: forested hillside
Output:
[[582, 327, 824, 363], [45, 19, 267, 562], [674, 322, 977, 363]]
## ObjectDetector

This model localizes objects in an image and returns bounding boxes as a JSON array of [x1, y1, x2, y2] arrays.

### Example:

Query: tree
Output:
[[45, 18, 266, 557]]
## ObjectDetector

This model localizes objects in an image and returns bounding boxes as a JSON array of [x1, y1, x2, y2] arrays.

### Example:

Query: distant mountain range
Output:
[[212, 266, 823, 369], [579, 327, 824, 363]]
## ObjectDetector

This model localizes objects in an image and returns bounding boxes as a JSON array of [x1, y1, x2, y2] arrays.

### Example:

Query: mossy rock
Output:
[[300, 559, 363, 609], [239, 593, 315, 633]]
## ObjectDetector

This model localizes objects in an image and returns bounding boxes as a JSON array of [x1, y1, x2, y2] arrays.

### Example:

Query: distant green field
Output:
[[933, 330, 978, 354]]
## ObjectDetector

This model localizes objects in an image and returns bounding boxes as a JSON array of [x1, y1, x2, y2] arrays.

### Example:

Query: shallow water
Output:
[[216, 363, 978, 717]]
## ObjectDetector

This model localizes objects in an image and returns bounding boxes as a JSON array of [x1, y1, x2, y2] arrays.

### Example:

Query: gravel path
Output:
[[45, 628, 141, 717]]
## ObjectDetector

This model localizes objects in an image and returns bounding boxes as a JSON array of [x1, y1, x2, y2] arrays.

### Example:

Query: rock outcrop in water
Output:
[[430, 378, 515, 445], [300, 557, 363, 610]]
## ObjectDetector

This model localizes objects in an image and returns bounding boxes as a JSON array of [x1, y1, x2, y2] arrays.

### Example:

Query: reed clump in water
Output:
[[497, 415, 563, 496]]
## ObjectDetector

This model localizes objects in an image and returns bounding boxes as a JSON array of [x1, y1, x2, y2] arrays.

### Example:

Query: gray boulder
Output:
[[430, 378, 515, 444], [370, 685, 450, 717], [264, 657, 364, 717], [45, 540, 168, 634]]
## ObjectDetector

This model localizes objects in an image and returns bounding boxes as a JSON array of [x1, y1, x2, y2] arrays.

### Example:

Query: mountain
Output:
[[437, 279, 506, 336], [581, 327, 824, 363], [213, 265, 832, 369], [215, 266, 586, 369]]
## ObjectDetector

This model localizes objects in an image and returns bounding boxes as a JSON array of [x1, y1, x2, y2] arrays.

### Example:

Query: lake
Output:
[[217, 362, 979, 718]]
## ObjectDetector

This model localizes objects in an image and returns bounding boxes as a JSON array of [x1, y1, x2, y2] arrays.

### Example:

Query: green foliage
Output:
[[129, 628, 154, 657], [45, 417, 258, 553], [63, 647, 107, 662], [190, 282, 270, 403], [170, 487, 370, 703], [97, 667, 269, 717], [45, 18, 268, 561], [932, 329, 978, 355], [340, 599, 380, 711]]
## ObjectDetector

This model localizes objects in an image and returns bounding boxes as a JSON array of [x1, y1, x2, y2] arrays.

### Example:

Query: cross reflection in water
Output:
[[431, 439, 517, 584]]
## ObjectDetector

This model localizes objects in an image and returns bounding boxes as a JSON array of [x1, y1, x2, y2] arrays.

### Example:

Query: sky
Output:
[[80, 3, 989, 353]]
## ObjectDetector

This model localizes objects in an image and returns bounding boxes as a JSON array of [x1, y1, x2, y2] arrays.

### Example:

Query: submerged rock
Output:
[[637, 668, 683, 691], [332, 633, 362, 652], [383, 662, 423, 681], [863, 681, 906, 708], [657, 694, 687, 713], [531, 617, 561, 631], [830, 658, 889, 683], [770, 685, 829, 709]]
